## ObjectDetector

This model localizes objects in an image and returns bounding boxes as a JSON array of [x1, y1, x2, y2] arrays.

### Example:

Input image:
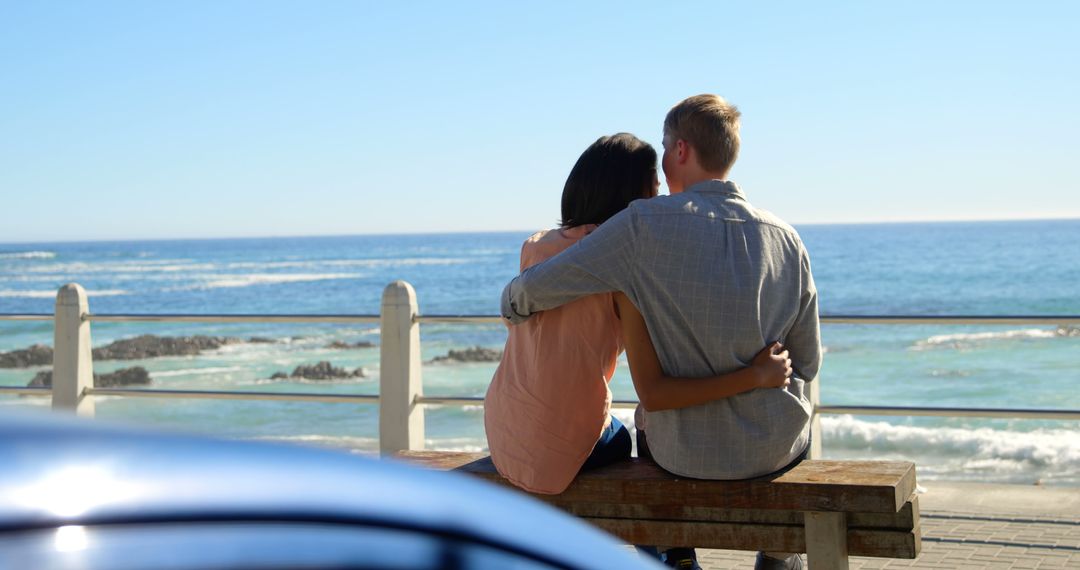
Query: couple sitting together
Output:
[[484, 94, 822, 570]]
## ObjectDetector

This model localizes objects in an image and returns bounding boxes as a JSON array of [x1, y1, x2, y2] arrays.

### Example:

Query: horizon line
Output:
[[1, 216, 1078, 247]]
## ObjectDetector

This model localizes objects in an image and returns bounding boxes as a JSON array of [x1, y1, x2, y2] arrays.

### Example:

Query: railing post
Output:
[[809, 377, 822, 459], [379, 280, 424, 455], [53, 283, 94, 417]]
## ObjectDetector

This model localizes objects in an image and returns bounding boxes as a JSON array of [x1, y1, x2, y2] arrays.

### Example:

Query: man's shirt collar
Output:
[[684, 179, 744, 199]]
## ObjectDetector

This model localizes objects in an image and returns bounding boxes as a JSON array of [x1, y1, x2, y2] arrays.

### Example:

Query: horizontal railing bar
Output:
[[416, 315, 504, 324], [416, 395, 640, 409], [3, 313, 1079, 325], [419, 315, 1080, 325], [84, 314, 381, 324], [416, 395, 482, 406], [0, 386, 52, 397], [820, 315, 1080, 325], [416, 397, 1079, 419], [84, 387, 379, 404], [8, 385, 1076, 420], [817, 405, 1080, 420]]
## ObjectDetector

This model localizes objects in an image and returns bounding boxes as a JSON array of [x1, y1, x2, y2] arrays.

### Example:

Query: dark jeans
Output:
[[580, 415, 632, 472], [635, 429, 812, 561]]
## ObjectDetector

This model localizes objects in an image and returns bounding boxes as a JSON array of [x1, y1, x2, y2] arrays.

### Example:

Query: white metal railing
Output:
[[1, 282, 1079, 458]]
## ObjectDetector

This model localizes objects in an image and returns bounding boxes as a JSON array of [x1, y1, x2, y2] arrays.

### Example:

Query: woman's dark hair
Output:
[[560, 133, 657, 228]]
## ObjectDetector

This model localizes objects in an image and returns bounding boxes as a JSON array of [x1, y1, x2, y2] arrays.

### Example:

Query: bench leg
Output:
[[804, 512, 848, 569]]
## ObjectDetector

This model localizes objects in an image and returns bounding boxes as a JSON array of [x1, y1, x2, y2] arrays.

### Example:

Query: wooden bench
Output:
[[397, 451, 920, 569]]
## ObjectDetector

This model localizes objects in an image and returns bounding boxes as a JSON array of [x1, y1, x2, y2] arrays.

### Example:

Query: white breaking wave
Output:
[[424, 437, 486, 453], [20, 260, 213, 274], [4, 271, 218, 284], [324, 257, 472, 268], [168, 273, 362, 291], [0, 289, 129, 298], [82, 289, 130, 297], [224, 257, 472, 270], [150, 366, 245, 378], [0, 398, 49, 407], [251, 434, 380, 454], [912, 328, 1060, 350], [124, 264, 218, 273], [822, 415, 1080, 479], [0, 251, 55, 259]]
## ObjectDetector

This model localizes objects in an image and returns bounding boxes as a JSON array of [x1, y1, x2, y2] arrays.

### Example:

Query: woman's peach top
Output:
[[484, 225, 622, 494]]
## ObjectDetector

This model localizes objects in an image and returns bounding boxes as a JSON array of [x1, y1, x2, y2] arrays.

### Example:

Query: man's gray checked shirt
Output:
[[501, 180, 822, 479]]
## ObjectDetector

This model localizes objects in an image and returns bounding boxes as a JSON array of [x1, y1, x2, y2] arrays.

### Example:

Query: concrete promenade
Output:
[[694, 481, 1080, 569]]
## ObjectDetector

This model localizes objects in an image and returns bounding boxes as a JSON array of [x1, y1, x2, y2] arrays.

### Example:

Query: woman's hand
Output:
[[751, 342, 792, 389]]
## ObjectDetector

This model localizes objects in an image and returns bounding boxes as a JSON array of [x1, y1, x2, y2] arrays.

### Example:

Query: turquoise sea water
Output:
[[2, 220, 1078, 485]]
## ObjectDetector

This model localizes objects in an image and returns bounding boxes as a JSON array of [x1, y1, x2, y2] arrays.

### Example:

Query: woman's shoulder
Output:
[[524, 225, 597, 247], [521, 225, 597, 267], [523, 228, 557, 246]]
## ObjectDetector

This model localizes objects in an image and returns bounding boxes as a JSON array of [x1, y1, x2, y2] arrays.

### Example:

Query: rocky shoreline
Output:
[[428, 346, 503, 364], [27, 366, 151, 388], [270, 361, 366, 380], [326, 340, 376, 349], [92, 335, 241, 360], [0, 335, 280, 368], [3, 337, 504, 382], [0, 344, 52, 368]]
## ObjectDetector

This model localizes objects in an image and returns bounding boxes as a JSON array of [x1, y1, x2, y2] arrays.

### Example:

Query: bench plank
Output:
[[541, 496, 918, 531], [538, 516, 918, 558], [397, 451, 916, 513], [395, 451, 921, 559]]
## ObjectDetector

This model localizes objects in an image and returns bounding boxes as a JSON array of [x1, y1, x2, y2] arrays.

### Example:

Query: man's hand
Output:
[[751, 342, 792, 389]]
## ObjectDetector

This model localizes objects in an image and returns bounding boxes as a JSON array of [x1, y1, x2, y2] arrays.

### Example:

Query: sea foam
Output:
[[169, 273, 363, 291], [0, 289, 128, 298], [252, 434, 380, 453], [822, 415, 1080, 483], [0, 251, 56, 260], [221, 258, 473, 271], [150, 366, 245, 378], [912, 328, 1061, 350]]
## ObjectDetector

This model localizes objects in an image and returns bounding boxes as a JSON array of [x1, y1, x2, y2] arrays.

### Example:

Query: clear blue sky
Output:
[[2, 1, 1078, 242]]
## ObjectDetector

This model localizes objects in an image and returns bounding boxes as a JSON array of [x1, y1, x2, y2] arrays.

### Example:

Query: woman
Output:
[[484, 133, 791, 495]]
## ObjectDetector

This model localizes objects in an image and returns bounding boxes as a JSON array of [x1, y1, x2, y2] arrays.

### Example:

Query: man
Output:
[[500, 95, 821, 570]]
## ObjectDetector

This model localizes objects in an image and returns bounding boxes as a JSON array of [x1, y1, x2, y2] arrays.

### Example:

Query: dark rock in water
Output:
[[26, 372, 50, 389], [98, 367, 153, 387], [28, 366, 152, 388], [271, 361, 366, 380], [247, 337, 277, 344], [0, 344, 53, 368], [3, 335, 243, 368], [429, 346, 503, 364], [92, 335, 241, 360], [326, 340, 376, 349]]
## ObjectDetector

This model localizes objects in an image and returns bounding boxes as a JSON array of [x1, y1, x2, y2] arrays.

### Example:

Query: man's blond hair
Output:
[[664, 94, 741, 175]]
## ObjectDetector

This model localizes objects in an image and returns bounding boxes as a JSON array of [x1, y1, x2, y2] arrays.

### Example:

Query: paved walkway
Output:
[[694, 481, 1080, 569]]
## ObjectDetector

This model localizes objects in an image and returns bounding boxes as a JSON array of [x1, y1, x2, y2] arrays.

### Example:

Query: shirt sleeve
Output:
[[501, 208, 638, 324], [786, 246, 822, 382]]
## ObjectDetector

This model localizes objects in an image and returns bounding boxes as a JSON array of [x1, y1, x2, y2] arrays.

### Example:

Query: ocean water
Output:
[[1, 220, 1078, 485]]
